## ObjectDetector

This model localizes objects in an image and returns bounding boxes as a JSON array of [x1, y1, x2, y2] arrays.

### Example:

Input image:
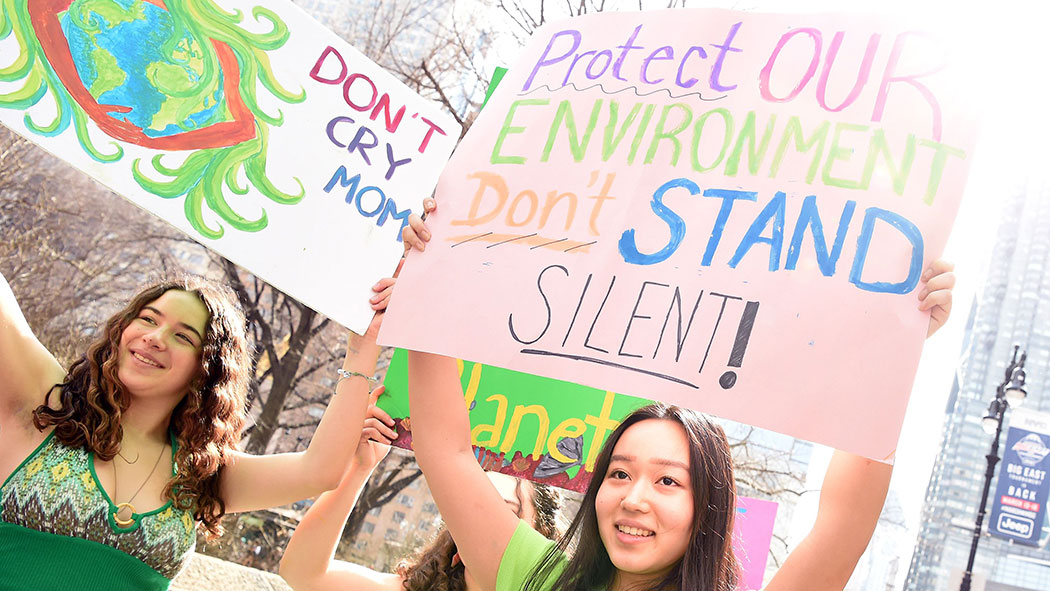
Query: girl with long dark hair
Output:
[[398, 203, 955, 591], [279, 394, 561, 591], [0, 272, 392, 590]]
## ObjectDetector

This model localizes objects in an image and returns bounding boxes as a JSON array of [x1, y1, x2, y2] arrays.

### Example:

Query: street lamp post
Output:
[[959, 345, 1028, 591]]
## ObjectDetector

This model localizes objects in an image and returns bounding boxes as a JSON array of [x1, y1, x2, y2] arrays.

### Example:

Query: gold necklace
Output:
[[116, 449, 139, 464], [112, 443, 166, 527]]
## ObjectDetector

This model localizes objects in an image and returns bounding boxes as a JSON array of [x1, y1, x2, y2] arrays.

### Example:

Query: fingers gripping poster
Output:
[[380, 9, 978, 459], [0, 0, 459, 334]]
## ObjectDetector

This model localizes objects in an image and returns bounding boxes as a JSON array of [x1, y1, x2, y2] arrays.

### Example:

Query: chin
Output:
[[116, 366, 152, 396], [613, 558, 668, 577], [116, 374, 144, 396], [603, 542, 666, 578]]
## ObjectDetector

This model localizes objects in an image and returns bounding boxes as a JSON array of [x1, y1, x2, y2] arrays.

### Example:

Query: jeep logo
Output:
[[997, 513, 1034, 537]]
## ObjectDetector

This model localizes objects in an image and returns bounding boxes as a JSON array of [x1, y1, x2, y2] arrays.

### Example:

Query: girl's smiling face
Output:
[[117, 289, 208, 401], [595, 418, 695, 586]]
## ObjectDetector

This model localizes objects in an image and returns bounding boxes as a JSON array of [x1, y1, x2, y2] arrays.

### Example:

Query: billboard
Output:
[[989, 409, 1050, 546]]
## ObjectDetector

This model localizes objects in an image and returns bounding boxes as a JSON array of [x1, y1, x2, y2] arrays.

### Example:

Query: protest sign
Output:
[[0, 0, 459, 334], [380, 349, 651, 491], [989, 409, 1050, 546], [380, 8, 978, 458], [734, 497, 777, 590], [379, 350, 776, 589]]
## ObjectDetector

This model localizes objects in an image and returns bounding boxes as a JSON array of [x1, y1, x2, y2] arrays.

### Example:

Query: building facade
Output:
[[906, 184, 1050, 590], [349, 449, 444, 572]]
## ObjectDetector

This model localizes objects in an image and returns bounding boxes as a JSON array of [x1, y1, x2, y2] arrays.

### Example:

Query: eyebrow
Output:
[[611, 454, 689, 472], [143, 306, 204, 341]]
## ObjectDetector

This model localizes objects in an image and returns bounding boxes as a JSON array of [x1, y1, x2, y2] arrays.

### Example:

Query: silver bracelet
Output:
[[337, 368, 378, 387]]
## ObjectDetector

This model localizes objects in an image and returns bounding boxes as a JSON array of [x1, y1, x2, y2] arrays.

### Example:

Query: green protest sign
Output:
[[379, 349, 650, 491]]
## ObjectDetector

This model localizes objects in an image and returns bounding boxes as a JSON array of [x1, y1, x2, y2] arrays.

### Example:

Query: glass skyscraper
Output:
[[906, 183, 1050, 590]]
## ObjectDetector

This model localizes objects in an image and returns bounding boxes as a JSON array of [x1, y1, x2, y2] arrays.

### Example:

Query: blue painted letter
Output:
[[619, 178, 696, 265], [785, 195, 856, 276], [701, 189, 757, 266], [849, 207, 924, 294], [729, 191, 786, 270]]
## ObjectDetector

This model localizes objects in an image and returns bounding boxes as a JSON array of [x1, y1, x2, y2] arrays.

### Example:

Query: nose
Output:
[[620, 481, 651, 513], [142, 328, 166, 349]]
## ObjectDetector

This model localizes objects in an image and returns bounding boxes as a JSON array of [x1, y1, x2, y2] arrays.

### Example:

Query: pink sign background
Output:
[[381, 9, 978, 459], [733, 497, 778, 590]]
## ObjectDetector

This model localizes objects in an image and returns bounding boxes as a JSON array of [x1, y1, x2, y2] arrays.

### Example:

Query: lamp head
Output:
[[1005, 367, 1027, 407], [982, 413, 999, 435], [982, 398, 1003, 435]]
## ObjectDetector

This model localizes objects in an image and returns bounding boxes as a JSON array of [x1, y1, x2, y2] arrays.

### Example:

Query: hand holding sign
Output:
[[918, 259, 954, 338], [355, 386, 396, 471]]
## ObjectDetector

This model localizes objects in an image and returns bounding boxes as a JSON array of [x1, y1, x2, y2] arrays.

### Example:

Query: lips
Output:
[[616, 523, 655, 538], [130, 350, 164, 369]]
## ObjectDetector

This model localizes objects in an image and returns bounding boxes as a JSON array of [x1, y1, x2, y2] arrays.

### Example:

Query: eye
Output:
[[176, 333, 195, 345], [609, 469, 630, 481], [659, 476, 680, 487], [138, 315, 157, 325]]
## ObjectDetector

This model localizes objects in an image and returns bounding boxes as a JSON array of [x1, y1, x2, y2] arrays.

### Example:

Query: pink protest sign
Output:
[[380, 9, 978, 459], [733, 497, 778, 590]]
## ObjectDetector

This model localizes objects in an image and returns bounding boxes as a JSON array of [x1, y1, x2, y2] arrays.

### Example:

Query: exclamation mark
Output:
[[720, 301, 759, 389]]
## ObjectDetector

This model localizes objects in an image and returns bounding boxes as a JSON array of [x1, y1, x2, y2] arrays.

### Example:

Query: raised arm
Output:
[[765, 451, 891, 590], [0, 269, 64, 419], [219, 279, 395, 513], [408, 351, 522, 591], [279, 390, 402, 591], [400, 198, 520, 591], [767, 260, 955, 590]]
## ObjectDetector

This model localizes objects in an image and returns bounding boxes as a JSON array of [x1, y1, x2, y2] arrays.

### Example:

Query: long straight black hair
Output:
[[524, 403, 739, 591]]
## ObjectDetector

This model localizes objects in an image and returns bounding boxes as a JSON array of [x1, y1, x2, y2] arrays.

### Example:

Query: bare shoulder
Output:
[[0, 271, 65, 418], [0, 333, 64, 419]]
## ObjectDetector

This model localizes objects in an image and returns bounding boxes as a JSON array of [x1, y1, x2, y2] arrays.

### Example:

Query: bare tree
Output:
[[4, 1, 812, 576], [494, 0, 694, 41], [215, 256, 346, 455], [342, 451, 422, 542], [728, 426, 809, 569], [0, 128, 186, 363]]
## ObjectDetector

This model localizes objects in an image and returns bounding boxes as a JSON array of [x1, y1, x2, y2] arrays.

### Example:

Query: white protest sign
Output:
[[0, 0, 460, 333]]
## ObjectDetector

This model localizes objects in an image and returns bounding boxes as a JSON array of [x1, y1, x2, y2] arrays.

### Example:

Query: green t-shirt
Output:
[[496, 520, 567, 591]]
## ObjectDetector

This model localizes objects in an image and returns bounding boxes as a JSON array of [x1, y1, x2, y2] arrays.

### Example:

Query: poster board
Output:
[[380, 8, 978, 458], [0, 0, 459, 334]]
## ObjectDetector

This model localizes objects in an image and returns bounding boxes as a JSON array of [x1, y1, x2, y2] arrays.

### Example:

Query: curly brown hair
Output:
[[395, 480, 560, 591], [32, 276, 251, 537]]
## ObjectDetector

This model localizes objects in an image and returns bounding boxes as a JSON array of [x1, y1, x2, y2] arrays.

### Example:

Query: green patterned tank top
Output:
[[0, 431, 196, 590]]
